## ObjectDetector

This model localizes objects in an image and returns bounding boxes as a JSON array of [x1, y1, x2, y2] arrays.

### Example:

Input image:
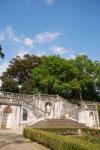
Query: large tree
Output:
[[72, 55, 99, 101], [1, 54, 41, 93], [32, 55, 78, 98], [32, 55, 100, 101], [1, 53, 100, 101]]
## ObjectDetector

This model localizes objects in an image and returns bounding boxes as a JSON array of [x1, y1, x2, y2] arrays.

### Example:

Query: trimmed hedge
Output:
[[77, 136, 100, 144], [23, 128, 100, 150], [81, 128, 100, 137], [34, 127, 100, 137], [37, 127, 79, 135]]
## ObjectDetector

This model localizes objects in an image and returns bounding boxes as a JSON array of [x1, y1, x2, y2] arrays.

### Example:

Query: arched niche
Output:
[[45, 102, 52, 111], [45, 102, 52, 118], [2, 106, 12, 129], [89, 111, 94, 126], [90, 111, 93, 116]]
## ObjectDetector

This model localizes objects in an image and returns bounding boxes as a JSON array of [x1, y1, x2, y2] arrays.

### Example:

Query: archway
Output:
[[2, 106, 12, 129]]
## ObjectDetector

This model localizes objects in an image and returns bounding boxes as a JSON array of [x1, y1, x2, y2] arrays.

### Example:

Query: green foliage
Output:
[[77, 136, 100, 144], [1, 54, 100, 101], [33, 87, 40, 94], [81, 128, 100, 137], [23, 128, 100, 150], [1, 77, 19, 92], [32, 55, 100, 101], [32, 127, 100, 137], [35, 127, 79, 135], [0, 45, 4, 58], [1, 54, 41, 93]]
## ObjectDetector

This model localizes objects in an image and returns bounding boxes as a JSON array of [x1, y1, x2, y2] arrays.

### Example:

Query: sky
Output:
[[0, 0, 100, 75]]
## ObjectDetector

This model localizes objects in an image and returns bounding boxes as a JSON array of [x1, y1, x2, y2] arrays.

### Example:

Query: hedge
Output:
[[37, 127, 79, 135], [33, 127, 100, 137], [76, 136, 100, 144], [81, 128, 100, 137], [23, 128, 100, 150]]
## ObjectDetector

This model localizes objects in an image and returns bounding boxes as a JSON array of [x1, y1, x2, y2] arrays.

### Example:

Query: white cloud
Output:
[[16, 51, 29, 58], [0, 62, 9, 76], [23, 38, 33, 47], [5, 25, 14, 40], [69, 54, 76, 59], [34, 32, 60, 43], [0, 25, 61, 63], [15, 46, 31, 58], [50, 46, 72, 55], [35, 49, 46, 56], [67, 52, 86, 60], [0, 32, 5, 42], [44, 0, 54, 4], [1, 26, 60, 47], [79, 52, 86, 56]]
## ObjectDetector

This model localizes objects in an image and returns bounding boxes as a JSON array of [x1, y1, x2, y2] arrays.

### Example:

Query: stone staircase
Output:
[[68, 105, 86, 118], [0, 91, 97, 128], [0, 91, 48, 117], [30, 118, 86, 128], [67, 104, 96, 119]]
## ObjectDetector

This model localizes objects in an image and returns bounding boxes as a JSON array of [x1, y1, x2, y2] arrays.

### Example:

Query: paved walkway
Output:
[[0, 130, 50, 150]]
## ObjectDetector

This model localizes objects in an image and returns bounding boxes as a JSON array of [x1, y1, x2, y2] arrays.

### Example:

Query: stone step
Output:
[[30, 119, 85, 128]]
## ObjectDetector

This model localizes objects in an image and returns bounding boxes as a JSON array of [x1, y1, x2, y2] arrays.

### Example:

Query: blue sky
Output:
[[0, 0, 100, 75]]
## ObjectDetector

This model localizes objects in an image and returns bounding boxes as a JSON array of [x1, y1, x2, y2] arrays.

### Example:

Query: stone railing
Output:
[[68, 104, 97, 118], [86, 104, 96, 110], [0, 91, 35, 100], [68, 105, 86, 118], [58, 95, 76, 107], [40, 94, 58, 101], [0, 91, 48, 117], [0, 91, 58, 101]]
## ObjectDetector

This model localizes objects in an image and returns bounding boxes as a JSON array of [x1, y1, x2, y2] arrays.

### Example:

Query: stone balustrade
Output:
[[68, 105, 85, 118], [0, 91, 48, 117]]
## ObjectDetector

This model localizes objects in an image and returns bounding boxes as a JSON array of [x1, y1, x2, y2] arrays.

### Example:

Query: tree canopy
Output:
[[1, 54, 100, 102], [1, 54, 41, 94]]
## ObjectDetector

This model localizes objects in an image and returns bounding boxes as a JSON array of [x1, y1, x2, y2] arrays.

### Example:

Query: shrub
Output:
[[32, 127, 100, 137], [77, 136, 100, 144], [37, 127, 79, 135], [81, 128, 100, 137], [23, 128, 100, 150]]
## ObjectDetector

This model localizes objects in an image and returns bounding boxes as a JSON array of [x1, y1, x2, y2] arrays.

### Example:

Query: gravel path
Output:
[[0, 130, 50, 150]]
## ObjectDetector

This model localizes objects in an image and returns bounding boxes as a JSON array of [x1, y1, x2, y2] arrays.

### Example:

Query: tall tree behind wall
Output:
[[1, 54, 41, 94]]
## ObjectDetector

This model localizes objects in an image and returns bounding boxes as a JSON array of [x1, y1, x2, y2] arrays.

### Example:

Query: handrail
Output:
[[0, 91, 48, 117], [0, 91, 58, 100], [58, 95, 76, 106], [0, 91, 37, 99], [68, 104, 96, 118], [68, 105, 85, 118]]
